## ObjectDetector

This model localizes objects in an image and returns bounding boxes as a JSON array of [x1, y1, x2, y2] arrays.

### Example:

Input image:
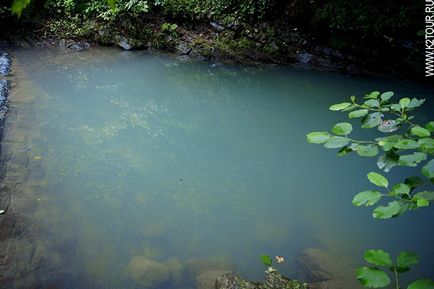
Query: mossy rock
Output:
[[216, 272, 307, 289]]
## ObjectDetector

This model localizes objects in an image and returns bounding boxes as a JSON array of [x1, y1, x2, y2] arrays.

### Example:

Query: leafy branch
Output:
[[306, 91, 434, 289]]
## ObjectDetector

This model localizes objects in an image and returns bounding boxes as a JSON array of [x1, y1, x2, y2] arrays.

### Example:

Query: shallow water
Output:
[[1, 47, 433, 289]]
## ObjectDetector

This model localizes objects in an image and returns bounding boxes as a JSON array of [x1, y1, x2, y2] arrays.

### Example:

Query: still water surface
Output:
[[2, 47, 434, 289]]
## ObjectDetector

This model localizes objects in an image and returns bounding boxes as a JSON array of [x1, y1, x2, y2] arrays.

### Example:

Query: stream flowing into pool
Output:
[[1, 47, 433, 289]]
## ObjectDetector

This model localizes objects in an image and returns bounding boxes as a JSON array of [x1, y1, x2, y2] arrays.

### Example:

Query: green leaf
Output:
[[364, 250, 392, 267], [324, 137, 350, 148], [332, 122, 353, 136], [391, 104, 401, 111], [329, 102, 352, 111], [107, 0, 117, 8], [425, 121, 434, 133], [418, 138, 434, 154], [353, 191, 382, 207], [357, 145, 379, 157], [342, 104, 358, 112], [416, 198, 429, 207], [261, 255, 272, 266], [407, 98, 425, 109], [413, 191, 434, 201], [362, 113, 383, 129], [373, 201, 401, 219], [377, 135, 402, 151], [421, 159, 434, 179], [391, 183, 410, 196], [377, 152, 399, 172], [393, 139, 419, 150], [380, 91, 394, 101], [356, 267, 390, 288], [306, 132, 330, 144], [364, 99, 380, 107], [410, 126, 431, 137], [349, 109, 369, 119], [399, 98, 411, 108], [365, 91, 381, 99], [351, 95, 356, 102], [399, 152, 427, 167], [407, 279, 434, 289], [396, 251, 419, 273], [11, 0, 32, 16], [367, 172, 389, 188]]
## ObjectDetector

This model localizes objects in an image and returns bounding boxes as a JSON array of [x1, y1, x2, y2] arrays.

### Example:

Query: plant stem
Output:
[[394, 269, 400, 289]]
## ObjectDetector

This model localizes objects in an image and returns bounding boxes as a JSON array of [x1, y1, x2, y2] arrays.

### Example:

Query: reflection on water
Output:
[[0, 47, 433, 289]]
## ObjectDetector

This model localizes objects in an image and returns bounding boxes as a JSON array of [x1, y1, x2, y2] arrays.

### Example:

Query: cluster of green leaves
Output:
[[307, 91, 431, 169], [357, 249, 433, 289], [80, 0, 149, 21], [12, 0, 149, 19], [352, 170, 433, 219], [161, 22, 178, 33], [306, 91, 434, 289], [160, 0, 274, 22], [307, 91, 433, 219]]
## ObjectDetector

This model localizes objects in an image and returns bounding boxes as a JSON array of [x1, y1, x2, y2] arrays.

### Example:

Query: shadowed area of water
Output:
[[0, 47, 433, 289]]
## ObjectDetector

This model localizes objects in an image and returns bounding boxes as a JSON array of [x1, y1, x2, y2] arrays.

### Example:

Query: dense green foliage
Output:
[[307, 93, 434, 289], [5, 0, 423, 40], [1, 0, 423, 74]]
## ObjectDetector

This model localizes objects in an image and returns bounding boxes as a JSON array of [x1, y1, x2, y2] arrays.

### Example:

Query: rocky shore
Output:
[[2, 16, 426, 81]]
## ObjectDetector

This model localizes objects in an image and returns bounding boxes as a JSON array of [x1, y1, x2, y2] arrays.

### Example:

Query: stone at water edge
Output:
[[216, 273, 258, 289], [0, 52, 11, 76], [118, 37, 133, 50], [216, 272, 307, 289], [196, 270, 233, 289]]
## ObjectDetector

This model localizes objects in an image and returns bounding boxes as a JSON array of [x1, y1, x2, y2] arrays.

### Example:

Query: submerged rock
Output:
[[127, 256, 171, 288], [296, 248, 362, 289], [185, 257, 234, 277], [197, 270, 233, 289]]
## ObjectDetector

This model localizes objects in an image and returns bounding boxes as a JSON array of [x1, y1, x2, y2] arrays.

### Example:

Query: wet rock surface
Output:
[[67, 41, 91, 51], [197, 270, 233, 289], [0, 52, 11, 75], [0, 51, 10, 128], [0, 79, 10, 124], [118, 37, 133, 50], [216, 272, 307, 289]]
